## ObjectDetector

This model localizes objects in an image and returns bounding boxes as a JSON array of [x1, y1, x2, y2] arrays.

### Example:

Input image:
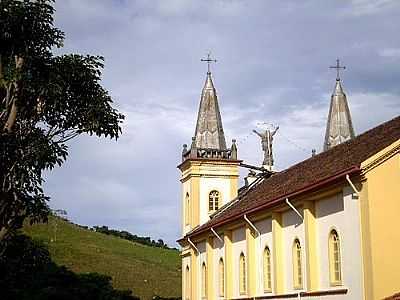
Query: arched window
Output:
[[263, 246, 272, 292], [209, 190, 219, 212], [329, 230, 342, 285], [219, 258, 225, 297], [185, 265, 190, 300], [201, 262, 207, 298], [292, 239, 303, 289], [185, 193, 190, 225], [239, 253, 247, 295]]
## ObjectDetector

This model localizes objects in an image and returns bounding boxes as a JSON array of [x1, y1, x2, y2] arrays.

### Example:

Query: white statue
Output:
[[253, 125, 279, 168]]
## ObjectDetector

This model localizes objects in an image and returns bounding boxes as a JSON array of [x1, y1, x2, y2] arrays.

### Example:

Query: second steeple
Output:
[[324, 59, 355, 151]]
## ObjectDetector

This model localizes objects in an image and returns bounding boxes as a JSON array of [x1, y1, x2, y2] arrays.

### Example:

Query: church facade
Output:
[[178, 66, 400, 300]]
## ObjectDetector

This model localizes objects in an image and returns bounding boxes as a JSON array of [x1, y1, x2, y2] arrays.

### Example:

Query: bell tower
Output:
[[178, 56, 240, 236]]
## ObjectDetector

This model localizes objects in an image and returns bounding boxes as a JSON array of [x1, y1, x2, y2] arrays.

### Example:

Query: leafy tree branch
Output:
[[0, 0, 125, 247]]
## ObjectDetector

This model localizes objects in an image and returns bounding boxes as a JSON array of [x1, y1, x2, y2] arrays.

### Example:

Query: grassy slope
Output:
[[23, 217, 181, 300]]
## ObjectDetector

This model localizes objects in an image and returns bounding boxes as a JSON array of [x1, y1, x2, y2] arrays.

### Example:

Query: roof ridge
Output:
[[284, 115, 400, 174]]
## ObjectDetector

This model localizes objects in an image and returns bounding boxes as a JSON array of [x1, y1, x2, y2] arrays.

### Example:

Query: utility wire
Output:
[[229, 122, 311, 156], [276, 131, 309, 154]]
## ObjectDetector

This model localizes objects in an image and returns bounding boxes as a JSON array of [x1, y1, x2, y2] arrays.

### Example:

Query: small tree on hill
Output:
[[0, 0, 124, 244]]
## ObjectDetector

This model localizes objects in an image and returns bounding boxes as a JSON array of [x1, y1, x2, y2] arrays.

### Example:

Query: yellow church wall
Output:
[[360, 141, 400, 300], [197, 242, 207, 300], [182, 180, 370, 300], [199, 176, 236, 226], [224, 231, 234, 300], [212, 234, 225, 299], [179, 146, 400, 300], [315, 188, 364, 299], [303, 201, 319, 291], [245, 225, 257, 297], [254, 217, 273, 295], [181, 176, 200, 235], [190, 248, 198, 300], [272, 212, 285, 294], [179, 159, 239, 236], [232, 227, 247, 298], [206, 237, 215, 300], [191, 177, 200, 230], [181, 249, 191, 300], [282, 207, 306, 293], [358, 179, 373, 300]]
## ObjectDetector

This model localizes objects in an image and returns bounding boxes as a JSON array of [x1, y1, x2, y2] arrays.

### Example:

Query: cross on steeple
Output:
[[330, 58, 346, 81], [201, 52, 217, 74]]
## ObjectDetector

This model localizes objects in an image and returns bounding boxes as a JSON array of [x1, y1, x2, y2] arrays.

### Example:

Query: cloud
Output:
[[45, 0, 400, 246], [379, 48, 400, 59], [348, 0, 399, 16]]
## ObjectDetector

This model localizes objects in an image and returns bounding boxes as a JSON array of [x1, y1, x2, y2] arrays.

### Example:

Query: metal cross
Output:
[[201, 52, 217, 73], [330, 58, 346, 81]]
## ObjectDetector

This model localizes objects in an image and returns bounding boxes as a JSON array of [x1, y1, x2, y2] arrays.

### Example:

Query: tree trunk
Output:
[[0, 226, 9, 241], [4, 99, 17, 132], [3, 56, 24, 132]]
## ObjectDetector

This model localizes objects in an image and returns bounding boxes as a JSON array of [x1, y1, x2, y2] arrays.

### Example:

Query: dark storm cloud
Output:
[[45, 0, 400, 246]]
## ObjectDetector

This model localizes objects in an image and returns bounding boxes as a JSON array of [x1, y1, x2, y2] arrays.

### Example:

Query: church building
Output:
[[177, 60, 400, 300]]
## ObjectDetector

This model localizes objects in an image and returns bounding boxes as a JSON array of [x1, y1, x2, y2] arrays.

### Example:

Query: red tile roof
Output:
[[186, 115, 400, 239], [384, 292, 400, 300]]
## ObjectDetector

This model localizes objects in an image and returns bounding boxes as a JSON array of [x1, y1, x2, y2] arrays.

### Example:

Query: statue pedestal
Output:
[[263, 164, 273, 172]]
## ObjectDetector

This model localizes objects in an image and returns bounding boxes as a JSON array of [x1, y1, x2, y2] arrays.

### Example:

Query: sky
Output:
[[45, 0, 400, 246]]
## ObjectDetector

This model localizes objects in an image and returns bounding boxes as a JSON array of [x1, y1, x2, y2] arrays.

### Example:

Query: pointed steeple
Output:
[[194, 71, 227, 150], [324, 61, 355, 151]]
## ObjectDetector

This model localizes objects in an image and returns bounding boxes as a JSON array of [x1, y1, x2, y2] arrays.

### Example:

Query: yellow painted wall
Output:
[[180, 159, 239, 236], [191, 176, 200, 229], [361, 142, 400, 300], [303, 201, 320, 291], [180, 140, 400, 300], [180, 158, 239, 300], [246, 225, 256, 296], [190, 249, 198, 300], [272, 212, 285, 294], [224, 231, 233, 299], [206, 237, 215, 300]]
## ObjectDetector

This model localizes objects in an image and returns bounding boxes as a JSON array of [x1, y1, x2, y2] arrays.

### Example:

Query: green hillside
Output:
[[23, 217, 181, 300]]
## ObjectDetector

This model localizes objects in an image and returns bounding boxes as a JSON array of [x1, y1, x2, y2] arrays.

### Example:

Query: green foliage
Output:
[[93, 225, 178, 250], [0, 0, 124, 242], [0, 234, 139, 300], [24, 217, 182, 300]]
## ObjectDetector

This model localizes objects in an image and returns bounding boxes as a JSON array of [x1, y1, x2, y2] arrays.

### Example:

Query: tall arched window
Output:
[[239, 253, 247, 295], [185, 266, 190, 300], [329, 230, 342, 285], [219, 258, 225, 297], [185, 193, 190, 225], [201, 262, 207, 298], [292, 239, 303, 289], [263, 246, 272, 292], [209, 190, 219, 212]]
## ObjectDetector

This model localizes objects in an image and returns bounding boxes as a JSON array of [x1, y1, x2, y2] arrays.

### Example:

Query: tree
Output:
[[0, 0, 124, 244], [0, 234, 139, 300]]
